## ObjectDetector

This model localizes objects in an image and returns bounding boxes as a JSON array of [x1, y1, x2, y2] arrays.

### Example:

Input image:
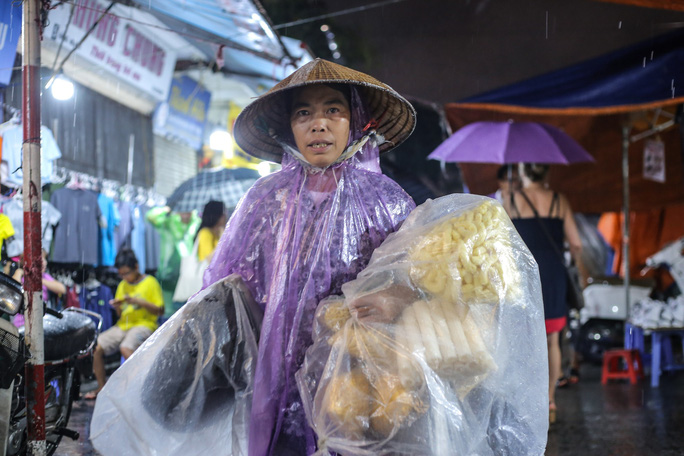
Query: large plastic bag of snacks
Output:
[[90, 274, 262, 456], [296, 194, 548, 455]]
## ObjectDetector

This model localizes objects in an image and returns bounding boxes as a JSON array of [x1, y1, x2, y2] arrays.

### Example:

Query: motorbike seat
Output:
[[19, 311, 96, 362]]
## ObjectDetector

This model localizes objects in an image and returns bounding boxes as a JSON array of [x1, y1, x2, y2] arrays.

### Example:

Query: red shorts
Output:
[[545, 317, 567, 334]]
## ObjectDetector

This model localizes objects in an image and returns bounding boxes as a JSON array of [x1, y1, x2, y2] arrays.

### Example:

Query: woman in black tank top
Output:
[[504, 163, 583, 424]]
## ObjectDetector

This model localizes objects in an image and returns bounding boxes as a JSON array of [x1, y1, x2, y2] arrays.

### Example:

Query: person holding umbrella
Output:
[[504, 162, 583, 424], [199, 58, 416, 455]]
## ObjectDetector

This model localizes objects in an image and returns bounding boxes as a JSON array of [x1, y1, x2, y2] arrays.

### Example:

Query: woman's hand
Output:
[[348, 285, 416, 323]]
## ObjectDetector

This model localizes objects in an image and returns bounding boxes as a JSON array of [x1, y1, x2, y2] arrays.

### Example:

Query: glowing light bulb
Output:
[[209, 130, 232, 151], [51, 76, 74, 101]]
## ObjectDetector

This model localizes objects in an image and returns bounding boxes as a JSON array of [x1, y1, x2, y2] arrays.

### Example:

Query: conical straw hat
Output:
[[233, 58, 416, 163]]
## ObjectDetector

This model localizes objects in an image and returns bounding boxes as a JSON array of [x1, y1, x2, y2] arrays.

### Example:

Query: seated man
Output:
[[85, 248, 164, 399]]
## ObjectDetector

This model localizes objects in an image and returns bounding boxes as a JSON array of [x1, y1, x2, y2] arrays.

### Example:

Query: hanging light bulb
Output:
[[51, 76, 74, 101]]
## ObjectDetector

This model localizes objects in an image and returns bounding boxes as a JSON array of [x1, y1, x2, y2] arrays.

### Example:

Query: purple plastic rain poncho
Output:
[[202, 87, 415, 455]]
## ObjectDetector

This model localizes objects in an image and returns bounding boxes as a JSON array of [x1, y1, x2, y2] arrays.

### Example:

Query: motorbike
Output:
[[572, 276, 653, 363], [0, 272, 101, 456]]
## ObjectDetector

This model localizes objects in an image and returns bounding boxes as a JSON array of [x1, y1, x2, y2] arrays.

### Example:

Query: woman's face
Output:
[[290, 85, 351, 168]]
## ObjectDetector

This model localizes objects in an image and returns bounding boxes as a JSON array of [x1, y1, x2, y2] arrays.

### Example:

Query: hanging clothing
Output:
[[143, 205, 160, 272], [130, 205, 147, 273], [98, 194, 120, 267], [80, 284, 115, 332], [0, 124, 62, 186], [116, 201, 133, 250], [598, 204, 684, 278], [2, 198, 62, 258], [0, 213, 14, 256], [50, 188, 102, 265], [146, 207, 200, 317]]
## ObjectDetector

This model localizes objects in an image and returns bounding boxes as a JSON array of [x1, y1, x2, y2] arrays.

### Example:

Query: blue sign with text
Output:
[[0, 2, 21, 87], [153, 75, 211, 150]]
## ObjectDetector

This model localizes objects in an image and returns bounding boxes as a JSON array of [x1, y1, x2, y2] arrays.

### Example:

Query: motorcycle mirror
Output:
[[0, 272, 24, 316]]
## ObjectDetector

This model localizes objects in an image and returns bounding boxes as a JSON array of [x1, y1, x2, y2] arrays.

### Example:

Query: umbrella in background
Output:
[[428, 121, 595, 164], [167, 167, 260, 213]]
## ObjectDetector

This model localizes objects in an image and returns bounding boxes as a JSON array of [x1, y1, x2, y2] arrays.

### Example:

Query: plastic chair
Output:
[[601, 349, 644, 384], [650, 329, 684, 387]]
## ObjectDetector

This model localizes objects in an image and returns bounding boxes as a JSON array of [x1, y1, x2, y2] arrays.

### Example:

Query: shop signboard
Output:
[[643, 138, 666, 183], [0, 2, 21, 87], [43, 0, 177, 101], [153, 76, 211, 150]]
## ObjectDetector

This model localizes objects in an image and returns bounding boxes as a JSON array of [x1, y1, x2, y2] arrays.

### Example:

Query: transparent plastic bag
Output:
[[90, 274, 262, 456], [297, 194, 548, 456]]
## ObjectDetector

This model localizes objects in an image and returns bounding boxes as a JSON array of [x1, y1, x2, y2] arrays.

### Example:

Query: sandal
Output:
[[556, 376, 570, 388], [568, 368, 580, 385], [549, 401, 557, 425]]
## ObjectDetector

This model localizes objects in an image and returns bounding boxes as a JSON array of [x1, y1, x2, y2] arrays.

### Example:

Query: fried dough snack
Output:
[[397, 299, 496, 387], [323, 368, 372, 438], [409, 200, 521, 304], [369, 373, 427, 437]]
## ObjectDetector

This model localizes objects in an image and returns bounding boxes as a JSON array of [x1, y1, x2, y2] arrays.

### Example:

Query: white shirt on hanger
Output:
[[1, 124, 62, 186]]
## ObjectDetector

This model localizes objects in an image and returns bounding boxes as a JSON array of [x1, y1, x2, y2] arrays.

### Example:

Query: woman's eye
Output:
[[328, 107, 340, 114], [295, 110, 309, 117]]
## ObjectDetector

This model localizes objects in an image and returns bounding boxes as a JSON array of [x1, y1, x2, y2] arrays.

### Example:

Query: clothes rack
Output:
[[52, 166, 167, 207]]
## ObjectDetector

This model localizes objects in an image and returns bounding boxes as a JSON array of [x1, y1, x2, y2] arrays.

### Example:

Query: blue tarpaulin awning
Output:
[[457, 27, 684, 114]]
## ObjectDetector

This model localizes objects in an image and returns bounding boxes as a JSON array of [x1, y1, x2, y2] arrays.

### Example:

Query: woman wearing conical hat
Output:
[[203, 58, 416, 455]]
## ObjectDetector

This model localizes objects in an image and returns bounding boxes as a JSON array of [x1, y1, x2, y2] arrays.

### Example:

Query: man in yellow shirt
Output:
[[86, 248, 164, 399]]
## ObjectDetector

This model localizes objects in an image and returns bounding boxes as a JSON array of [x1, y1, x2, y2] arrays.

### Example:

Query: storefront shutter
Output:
[[153, 135, 198, 197]]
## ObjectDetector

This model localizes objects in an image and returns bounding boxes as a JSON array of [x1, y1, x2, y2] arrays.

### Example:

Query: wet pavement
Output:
[[54, 368, 684, 456], [547, 364, 684, 456]]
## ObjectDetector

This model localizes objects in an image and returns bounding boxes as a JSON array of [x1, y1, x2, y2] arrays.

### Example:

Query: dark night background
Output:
[[267, 0, 684, 104]]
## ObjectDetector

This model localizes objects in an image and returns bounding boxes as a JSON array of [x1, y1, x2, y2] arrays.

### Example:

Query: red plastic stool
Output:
[[601, 349, 644, 385]]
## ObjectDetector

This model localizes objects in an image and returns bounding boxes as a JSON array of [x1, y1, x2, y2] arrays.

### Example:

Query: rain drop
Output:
[[618, 21, 622, 29], [545, 11, 548, 39], [643, 57, 646, 68], [650, 51, 654, 60]]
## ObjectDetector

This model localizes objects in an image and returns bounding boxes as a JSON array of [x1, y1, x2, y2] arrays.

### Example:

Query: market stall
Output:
[[441, 27, 684, 322]]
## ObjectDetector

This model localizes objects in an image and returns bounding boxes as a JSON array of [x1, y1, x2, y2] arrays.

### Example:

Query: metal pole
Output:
[[621, 126, 631, 323], [22, 0, 46, 454]]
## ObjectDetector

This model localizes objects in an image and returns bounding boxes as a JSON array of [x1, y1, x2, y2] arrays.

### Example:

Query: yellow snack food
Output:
[[409, 200, 521, 303], [369, 373, 426, 437], [322, 299, 351, 333], [323, 368, 372, 438], [328, 323, 392, 362], [399, 299, 496, 387]]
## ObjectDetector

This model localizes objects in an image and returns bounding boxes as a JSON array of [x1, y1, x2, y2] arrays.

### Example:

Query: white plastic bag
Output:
[[297, 194, 548, 456], [91, 274, 262, 456], [172, 238, 208, 302]]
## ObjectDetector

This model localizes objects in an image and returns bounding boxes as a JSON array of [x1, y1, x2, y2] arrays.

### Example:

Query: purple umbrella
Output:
[[428, 121, 595, 164]]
